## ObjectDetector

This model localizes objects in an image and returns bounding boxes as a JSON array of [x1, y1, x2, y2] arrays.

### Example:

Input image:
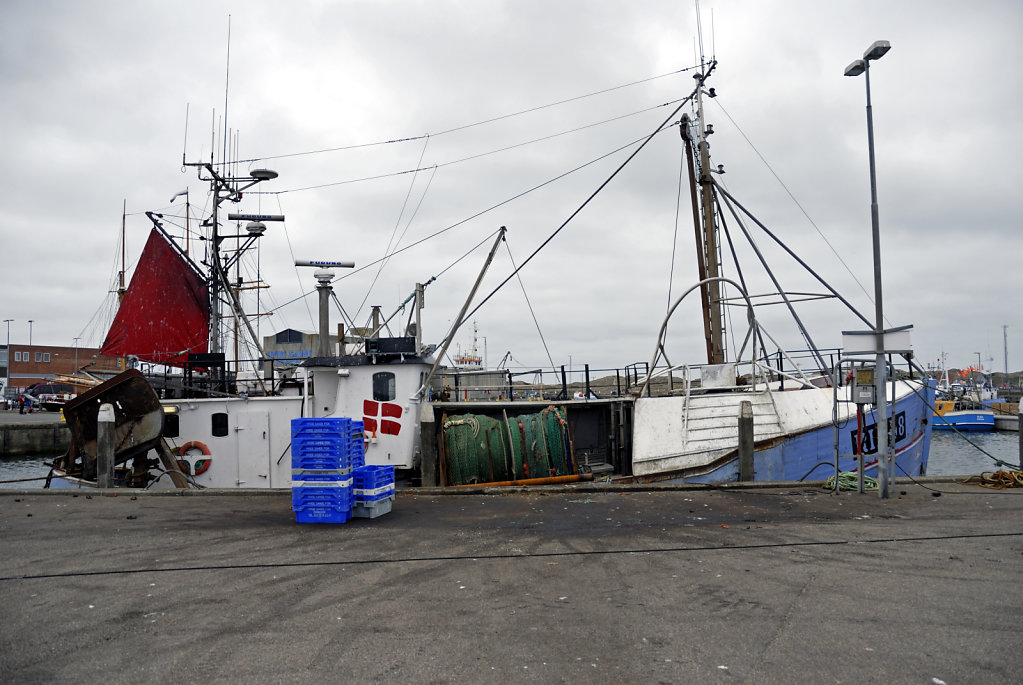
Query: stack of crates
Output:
[[291, 418, 354, 524], [352, 465, 395, 519], [349, 420, 366, 468]]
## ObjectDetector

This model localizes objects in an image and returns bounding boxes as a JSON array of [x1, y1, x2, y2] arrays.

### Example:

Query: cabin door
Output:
[[235, 410, 271, 487]]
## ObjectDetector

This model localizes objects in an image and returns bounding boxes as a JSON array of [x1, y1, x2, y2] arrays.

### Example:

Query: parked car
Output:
[[23, 383, 77, 412]]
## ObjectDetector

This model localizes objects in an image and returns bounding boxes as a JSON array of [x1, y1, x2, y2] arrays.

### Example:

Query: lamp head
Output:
[[864, 40, 891, 61], [844, 59, 866, 77]]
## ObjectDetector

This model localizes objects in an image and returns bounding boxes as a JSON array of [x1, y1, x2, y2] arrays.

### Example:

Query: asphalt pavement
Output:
[[1, 480, 1020, 683], [0, 408, 65, 424]]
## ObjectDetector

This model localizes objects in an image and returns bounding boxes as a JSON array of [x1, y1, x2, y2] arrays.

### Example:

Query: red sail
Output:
[[101, 228, 209, 365]]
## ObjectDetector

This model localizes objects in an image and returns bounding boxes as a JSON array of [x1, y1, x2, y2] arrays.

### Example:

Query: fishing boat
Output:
[[931, 361, 994, 432], [932, 397, 995, 432], [47, 57, 933, 491]]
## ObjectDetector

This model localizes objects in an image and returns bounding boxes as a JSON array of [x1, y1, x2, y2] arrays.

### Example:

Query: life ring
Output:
[[176, 440, 212, 476]]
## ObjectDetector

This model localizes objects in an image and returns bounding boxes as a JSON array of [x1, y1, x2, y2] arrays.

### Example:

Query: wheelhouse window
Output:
[[373, 372, 396, 401], [211, 412, 229, 437], [164, 413, 180, 438]]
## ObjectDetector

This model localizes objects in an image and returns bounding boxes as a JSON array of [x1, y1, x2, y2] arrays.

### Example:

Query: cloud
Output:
[[1, 0, 1020, 375]]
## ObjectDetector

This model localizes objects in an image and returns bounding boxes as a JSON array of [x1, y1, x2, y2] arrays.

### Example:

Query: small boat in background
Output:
[[932, 397, 995, 432]]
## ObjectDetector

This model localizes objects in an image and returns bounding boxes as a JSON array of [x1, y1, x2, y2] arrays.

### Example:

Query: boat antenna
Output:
[[181, 103, 190, 171], [222, 15, 231, 174], [119, 199, 126, 306], [695, 0, 706, 66]]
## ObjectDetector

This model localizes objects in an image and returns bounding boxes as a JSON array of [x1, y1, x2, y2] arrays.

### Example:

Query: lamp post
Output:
[[3, 319, 11, 401], [845, 39, 891, 498], [28, 320, 33, 347]]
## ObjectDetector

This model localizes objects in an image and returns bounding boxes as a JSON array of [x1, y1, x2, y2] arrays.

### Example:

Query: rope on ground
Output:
[[823, 471, 877, 491], [959, 469, 1023, 489]]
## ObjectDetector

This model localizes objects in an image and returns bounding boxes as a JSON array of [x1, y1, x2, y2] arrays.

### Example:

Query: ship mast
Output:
[[690, 63, 726, 364]]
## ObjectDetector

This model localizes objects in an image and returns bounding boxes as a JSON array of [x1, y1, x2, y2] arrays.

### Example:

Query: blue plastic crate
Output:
[[350, 443, 365, 469], [292, 436, 350, 453], [354, 486, 395, 503], [291, 449, 349, 463], [292, 467, 352, 481], [292, 441, 351, 467], [291, 417, 351, 439], [292, 479, 352, 492], [354, 465, 395, 489], [292, 456, 346, 471], [292, 482, 352, 507], [295, 506, 351, 524]]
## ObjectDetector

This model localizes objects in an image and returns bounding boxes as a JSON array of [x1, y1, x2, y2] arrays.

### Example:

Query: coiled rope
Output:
[[824, 471, 878, 491], [959, 469, 1023, 489]]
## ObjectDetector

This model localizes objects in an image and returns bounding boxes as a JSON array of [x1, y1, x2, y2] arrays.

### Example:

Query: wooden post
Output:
[[738, 400, 754, 481], [96, 403, 115, 488], [419, 404, 438, 487], [155, 439, 190, 489]]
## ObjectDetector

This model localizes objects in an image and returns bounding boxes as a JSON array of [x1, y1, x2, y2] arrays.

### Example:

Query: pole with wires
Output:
[[417, 227, 507, 398]]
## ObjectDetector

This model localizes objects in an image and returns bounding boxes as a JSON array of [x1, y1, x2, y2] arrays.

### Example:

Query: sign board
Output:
[[841, 325, 913, 356]]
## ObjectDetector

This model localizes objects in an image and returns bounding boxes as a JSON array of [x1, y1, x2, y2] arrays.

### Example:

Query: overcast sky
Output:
[[2, 0, 1020, 378]]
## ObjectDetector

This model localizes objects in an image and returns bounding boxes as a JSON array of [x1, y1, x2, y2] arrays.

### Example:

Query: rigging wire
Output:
[[355, 136, 435, 321], [235, 66, 699, 164], [257, 99, 686, 195], [502, 236, 558, 375], [713, 181, 874, 331], [666, 135, 686, 327], [267, 133, 657, 314], [715, 187, 828, 371], [273, 194, 315, 331], [710, 98, 881, 322], [336, 228, 505, 348], [458, 93, 698, 324], [714, 189, 768, 360]]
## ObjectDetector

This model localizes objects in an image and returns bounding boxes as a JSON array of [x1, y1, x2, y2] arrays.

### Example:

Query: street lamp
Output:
[[845, 39, 891, 498], [3, 319, 11, 400]]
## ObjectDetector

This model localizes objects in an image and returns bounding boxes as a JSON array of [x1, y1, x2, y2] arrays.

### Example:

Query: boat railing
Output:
[[640, 357, 824, 397]]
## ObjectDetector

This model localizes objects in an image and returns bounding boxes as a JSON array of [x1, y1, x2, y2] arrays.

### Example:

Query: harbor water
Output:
[[1, 430, 1019, 489]]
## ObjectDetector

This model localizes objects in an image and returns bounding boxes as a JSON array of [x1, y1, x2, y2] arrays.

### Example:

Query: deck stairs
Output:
[[680, 388, 783, 453]]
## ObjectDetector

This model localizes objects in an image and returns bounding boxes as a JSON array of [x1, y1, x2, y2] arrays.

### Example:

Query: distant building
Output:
[[262, 329, 339, 366], [1, 343, 121, 397]]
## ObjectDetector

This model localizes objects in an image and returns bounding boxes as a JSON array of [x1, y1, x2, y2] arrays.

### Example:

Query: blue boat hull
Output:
[[932, 411, 995, 432], [683, 382, 934, 484]]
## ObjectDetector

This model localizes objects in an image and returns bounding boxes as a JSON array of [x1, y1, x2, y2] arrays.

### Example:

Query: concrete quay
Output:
[[0, 409, 69, 457], [1, 481, 1021, 684]]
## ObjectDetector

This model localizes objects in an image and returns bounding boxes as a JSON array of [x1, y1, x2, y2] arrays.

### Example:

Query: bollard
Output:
[[739, 400, 754, 481], [96, 403, 115, 488]]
